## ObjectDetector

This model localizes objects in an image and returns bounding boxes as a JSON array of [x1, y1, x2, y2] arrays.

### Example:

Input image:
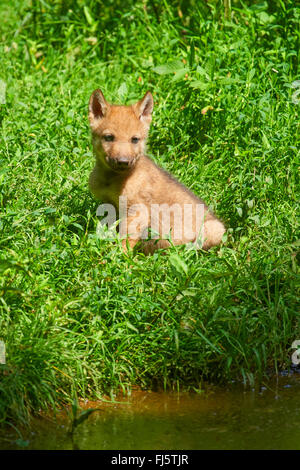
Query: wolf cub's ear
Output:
[[88, 89, 108, 128], [134, 91, 153, 126]]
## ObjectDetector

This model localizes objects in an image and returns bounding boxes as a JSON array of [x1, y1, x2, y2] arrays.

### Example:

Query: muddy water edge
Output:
[[1, 373, 300, 450]]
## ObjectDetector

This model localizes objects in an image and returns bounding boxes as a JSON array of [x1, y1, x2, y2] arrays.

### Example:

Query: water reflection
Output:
[[1, 374, 300, 450]]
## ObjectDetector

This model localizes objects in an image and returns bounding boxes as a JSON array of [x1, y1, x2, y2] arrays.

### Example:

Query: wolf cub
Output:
[[88, 89, 225, 254]]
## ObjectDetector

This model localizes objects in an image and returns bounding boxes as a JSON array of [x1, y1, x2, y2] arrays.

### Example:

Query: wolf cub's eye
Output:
[[131, 137, 140, 144], [103, 134, 114, 142]]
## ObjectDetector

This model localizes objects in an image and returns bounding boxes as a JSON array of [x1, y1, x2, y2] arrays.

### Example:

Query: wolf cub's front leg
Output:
[[203, 219, 226, 250], [120, 212, 149, 253]]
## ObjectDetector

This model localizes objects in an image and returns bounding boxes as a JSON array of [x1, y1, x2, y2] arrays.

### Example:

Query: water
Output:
[[1, 374, 300, 450]]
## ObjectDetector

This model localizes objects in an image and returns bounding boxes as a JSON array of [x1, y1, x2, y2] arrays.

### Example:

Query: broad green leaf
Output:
[[125, 321, 139, 333], [189, 80, 211, 90], [83, 6, 94, 25], [153, 60, 183, 75], [262, 131, 271, 149], [171, 69, 188, 82], [117, 82, 128, 100], [169, 253, 188, 276]]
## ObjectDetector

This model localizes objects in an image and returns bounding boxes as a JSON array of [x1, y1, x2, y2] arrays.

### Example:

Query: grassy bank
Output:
[[0, 0, 299, 427]]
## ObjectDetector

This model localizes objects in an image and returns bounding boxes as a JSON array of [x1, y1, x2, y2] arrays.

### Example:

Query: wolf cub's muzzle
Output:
[[106, 155, 133, 171]]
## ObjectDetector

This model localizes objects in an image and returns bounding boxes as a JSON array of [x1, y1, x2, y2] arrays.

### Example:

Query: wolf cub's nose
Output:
[[117, 156, 130, 167]]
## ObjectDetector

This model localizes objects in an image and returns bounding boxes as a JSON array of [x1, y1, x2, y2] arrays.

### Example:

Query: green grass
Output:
[[0, 0, 299, 427]]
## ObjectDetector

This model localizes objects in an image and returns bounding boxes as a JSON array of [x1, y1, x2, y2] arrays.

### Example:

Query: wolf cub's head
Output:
[[88, 89, 153, 173]]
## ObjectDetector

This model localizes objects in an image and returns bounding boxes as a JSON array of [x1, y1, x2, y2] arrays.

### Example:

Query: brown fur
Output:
[[88, 89, 225, 254]]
